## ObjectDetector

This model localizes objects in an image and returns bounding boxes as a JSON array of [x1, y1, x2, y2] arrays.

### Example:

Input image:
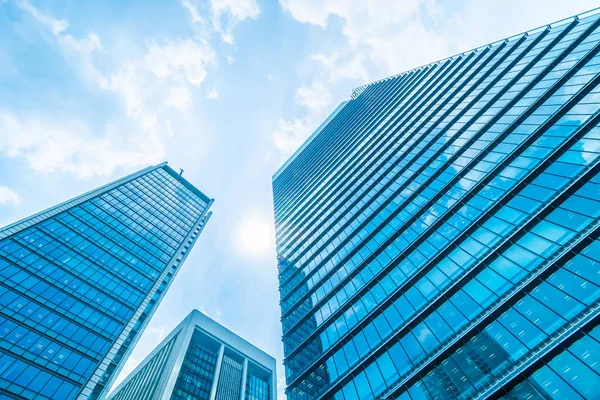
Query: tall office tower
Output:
[[273, 8, 600, 400], [0, 163, 212, 400], [107, 309, 277, 400]]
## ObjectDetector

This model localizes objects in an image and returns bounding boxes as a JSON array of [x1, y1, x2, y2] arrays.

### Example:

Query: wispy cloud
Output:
[[0, 186, 21, 206], [166, 86, 193, 111], [11, 0, 259, 179], [279, 0, 450, 75], [0, 112, 164, 178], [296, 81, 333, 113], [272, 118, 315, 154], [206, 87, 219, 99], [275, 0, 600, 162], [209, 0, 261, 44], [9, 0, 225, 178], [183, 0, 261, 45], [143, 39, 215, 87]]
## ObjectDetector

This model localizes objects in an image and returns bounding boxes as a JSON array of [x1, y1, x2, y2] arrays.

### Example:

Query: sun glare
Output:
[[235, 216, 274, 257]]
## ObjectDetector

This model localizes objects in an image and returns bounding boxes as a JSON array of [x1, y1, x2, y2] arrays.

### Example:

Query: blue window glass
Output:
[[274, 12, 600, 400], [0, 166, 212, 399]]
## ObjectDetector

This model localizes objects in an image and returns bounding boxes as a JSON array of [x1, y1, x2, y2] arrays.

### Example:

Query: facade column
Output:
[[209, 343, 225, 400], [239, 357, 249, 400]]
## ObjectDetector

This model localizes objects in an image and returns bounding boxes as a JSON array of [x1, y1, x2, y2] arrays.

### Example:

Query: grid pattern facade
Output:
[[245, 373, 271, 400], [172, 331, 219, 400], [273, 9, 600, 400], [215, 355, 244, 400], [0, 164, 212, 399]]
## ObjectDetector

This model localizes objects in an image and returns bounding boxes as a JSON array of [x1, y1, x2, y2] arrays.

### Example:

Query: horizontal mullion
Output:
[[278, 52, 487, 267], [285, 95, 600, 389], [384, 210, 600, 399], [0, 280, 115, 343], [0, 311, 103, 363], [280, 29, 542, 315], [0, 348, 84, 387], [486, 312, 600, 399], [276, 67, 452, 275], [279, 41, 522, 329], [282, 18, 594, 342], [274, 77, 412, 222], [322, 160, 600, 400], [287, 22, 600, 393], [275, 66, 447, 248], [272, 83, 384, 199]]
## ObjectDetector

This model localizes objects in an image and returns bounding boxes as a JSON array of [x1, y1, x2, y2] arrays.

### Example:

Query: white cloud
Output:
[[108, 38, 214, 120], [206, 87, 219, 99], [296, 81, 333, 112], [0, 112, 165, 179], [183, 0, 260, 45], [0, 186, 21, 206], [19, 0, 109, 89], [143, 39, 215, 87], [272, 118, 315, 154], [278, 0, 330, 27], [281, 0, 600, 78], [166, 86, 193, 110], [311, 52, 369, 83], [279, 0, 449, 76], [108, 63, 145, 117], [165, 120, 175, 138], [209, 0, 261, 44], [276, 0, 600, 159], [13, 1, 227, 178], [277, 375, 286, 400], [18, 0, 68, 35], [181, 0, 209, 32]]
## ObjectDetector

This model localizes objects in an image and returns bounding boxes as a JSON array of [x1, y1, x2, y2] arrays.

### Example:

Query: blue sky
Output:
[[1, 0, 599, 397]]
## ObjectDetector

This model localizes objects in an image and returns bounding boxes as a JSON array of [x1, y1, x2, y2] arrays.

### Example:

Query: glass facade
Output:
[[273, 9, 600, 400], [172, 330, 219, 400], [0, 163, 212, 399], [215, 354, 244, 400], [245, 372, 271, 400]]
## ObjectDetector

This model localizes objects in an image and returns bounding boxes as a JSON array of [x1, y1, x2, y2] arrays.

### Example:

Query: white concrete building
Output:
[[106, 310, 276, 400]]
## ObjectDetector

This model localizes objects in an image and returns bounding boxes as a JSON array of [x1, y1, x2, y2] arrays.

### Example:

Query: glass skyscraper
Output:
[[273, 9, 600, 400], [0, 162, 212, 400], [106, 309, 277, 400]]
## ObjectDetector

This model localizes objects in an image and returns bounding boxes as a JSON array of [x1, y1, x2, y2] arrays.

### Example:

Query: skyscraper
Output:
[[273, 9, 600, 400], [107, 310, 277, 400], [0, 162, 212, 400]]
